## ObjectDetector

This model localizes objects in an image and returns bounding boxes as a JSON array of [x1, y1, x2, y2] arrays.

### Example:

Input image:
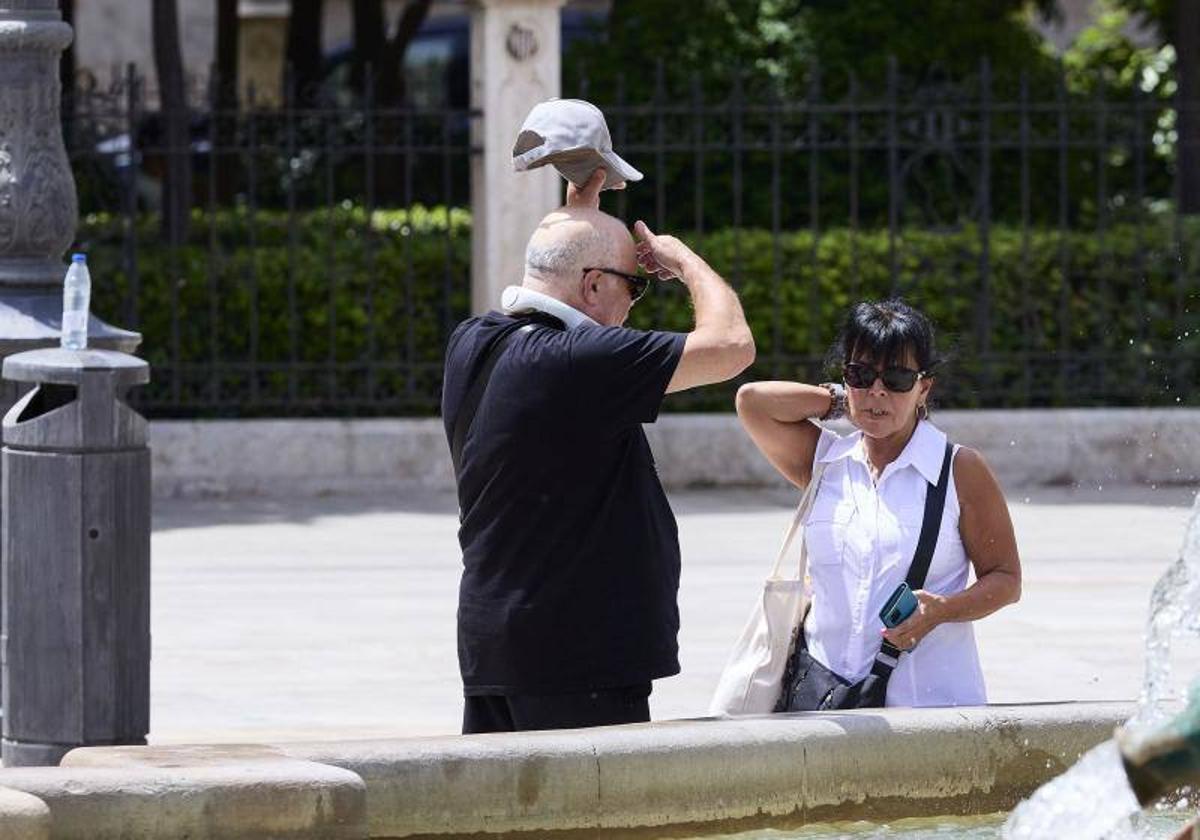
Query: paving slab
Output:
[[146, 484, 1200, 742]]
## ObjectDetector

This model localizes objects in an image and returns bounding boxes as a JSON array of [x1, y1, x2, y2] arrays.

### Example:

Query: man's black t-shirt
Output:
[[442, 311, 687, 694]]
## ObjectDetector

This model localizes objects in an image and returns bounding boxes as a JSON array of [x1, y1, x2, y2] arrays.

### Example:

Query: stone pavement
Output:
[[148, 484, 1200, 743]]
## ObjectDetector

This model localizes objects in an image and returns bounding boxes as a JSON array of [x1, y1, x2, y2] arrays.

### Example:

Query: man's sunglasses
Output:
[[842, 361, 928, 393], [583, 267, 650, 303]]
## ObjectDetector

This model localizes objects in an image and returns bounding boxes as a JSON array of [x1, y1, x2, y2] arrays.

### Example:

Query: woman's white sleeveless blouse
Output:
[[803, 420, 986, 707]]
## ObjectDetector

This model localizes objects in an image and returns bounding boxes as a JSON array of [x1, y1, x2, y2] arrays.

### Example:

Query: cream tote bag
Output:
[[708, 461, 827, 716]]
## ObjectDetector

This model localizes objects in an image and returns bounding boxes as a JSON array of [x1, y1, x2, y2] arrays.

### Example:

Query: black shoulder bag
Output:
[[775, 440, 955, 712]]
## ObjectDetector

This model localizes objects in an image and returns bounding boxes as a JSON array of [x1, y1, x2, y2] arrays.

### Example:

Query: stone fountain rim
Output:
[[0, 700, 1130, 839]]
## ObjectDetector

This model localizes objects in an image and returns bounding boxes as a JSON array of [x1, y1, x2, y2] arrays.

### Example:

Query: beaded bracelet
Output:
[[818, 381, 847, 422]]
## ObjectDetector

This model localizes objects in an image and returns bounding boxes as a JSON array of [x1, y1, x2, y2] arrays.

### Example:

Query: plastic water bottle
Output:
[[61, 253, 91, 351]]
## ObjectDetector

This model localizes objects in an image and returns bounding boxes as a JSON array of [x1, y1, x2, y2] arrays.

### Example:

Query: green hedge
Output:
[[630, 221, 1200, 409], [76, 207, 1199, 415], [78, 206, 472, 415]]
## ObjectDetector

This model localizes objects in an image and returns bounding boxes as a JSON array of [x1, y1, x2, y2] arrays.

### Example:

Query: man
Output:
[[442, 171, 754, 733]]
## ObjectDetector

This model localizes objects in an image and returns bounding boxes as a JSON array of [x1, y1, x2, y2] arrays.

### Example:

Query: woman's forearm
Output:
[[929, 568, 1021, 624], [736, 381, 831, 423]]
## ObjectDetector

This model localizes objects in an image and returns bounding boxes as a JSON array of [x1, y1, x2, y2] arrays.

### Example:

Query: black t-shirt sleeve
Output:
[[567, 325, 687, 426]]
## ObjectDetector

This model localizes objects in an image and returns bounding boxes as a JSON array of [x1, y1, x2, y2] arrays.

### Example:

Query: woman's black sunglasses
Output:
[[843, 361, 928, 393], [583, 266, 650, 303]]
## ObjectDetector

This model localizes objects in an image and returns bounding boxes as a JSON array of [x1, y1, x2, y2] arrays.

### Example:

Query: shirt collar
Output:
[[500, 286, 598, 330], [892, 420, 949, 485], [817, 420, 949, 486], [816, 429, 863, 466]]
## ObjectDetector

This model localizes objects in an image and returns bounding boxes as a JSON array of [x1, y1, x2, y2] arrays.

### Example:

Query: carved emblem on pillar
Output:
[[506, 23, 539, 62]]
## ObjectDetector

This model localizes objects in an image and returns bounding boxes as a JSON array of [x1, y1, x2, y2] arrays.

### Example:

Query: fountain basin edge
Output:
[[0, 701, 1127, 839]]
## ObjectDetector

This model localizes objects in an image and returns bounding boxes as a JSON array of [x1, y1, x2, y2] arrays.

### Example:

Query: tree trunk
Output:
[[352, 0, 386, 101], [379, 0, 434, 107], [351, 1, 433, 202], [285, 0, 324, 105], [152, 0, 191, 244], [216, 0, 238, 100], [375, 1, 433, 203], [1177, 0, 1200, 212], [214, 0, 239, 203]]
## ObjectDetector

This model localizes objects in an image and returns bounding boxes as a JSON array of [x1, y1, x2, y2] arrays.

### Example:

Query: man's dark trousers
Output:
[[462, 683, 651, 733]]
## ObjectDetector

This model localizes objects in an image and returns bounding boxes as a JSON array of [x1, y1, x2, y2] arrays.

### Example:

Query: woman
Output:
[[737, 299, 1021, 707]]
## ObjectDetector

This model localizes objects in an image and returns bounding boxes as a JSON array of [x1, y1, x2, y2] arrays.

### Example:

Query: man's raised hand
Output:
[[565, 169, 622, 209], [633, 220, 692, 281]]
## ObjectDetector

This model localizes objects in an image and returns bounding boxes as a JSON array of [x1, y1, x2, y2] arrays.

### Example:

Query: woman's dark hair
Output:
[[827, 298, 943, 374]]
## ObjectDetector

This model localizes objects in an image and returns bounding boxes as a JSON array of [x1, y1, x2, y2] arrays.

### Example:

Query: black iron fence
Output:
[[68, 66, 476, 417], [591, 59, 1198, 410], [65, 60, 1199, 416]]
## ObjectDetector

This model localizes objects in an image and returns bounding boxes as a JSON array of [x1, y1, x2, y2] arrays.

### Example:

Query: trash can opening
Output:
[[15, 383, 77, 423]]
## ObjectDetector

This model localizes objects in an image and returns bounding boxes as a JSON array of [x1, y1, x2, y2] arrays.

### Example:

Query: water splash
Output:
[[1003, 490, 1200, 839], [1131, 495, 1200, 733], [1003, 741, 1141, 839]]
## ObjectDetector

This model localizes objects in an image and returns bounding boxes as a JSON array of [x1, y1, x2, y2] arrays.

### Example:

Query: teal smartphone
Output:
[[879, 582, 918, 628]]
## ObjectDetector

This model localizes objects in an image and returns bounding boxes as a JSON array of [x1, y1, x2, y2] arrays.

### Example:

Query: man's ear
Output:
[[580, 268, 601, 304]]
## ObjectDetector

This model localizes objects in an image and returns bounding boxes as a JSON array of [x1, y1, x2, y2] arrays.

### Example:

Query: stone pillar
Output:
[[469, 0, 565, 315], [237, 0, 288, 106], [0, 0, 141, 719]]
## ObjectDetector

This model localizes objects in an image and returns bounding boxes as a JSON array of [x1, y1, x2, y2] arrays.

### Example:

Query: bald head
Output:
[[523, 207, 634, 297]]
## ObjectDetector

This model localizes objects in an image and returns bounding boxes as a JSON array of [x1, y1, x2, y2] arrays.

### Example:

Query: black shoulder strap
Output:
[[873, 439, 956, 675], [449, 323, 533, 473], [905, 439, 955, 591]]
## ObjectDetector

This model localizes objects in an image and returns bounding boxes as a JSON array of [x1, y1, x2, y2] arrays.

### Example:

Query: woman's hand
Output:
[[881, 589, 947, 651], [880, 448, 1022, 654]]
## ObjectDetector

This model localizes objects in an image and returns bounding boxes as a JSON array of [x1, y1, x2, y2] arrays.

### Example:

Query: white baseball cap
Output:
[[512, 98, 643, 190]]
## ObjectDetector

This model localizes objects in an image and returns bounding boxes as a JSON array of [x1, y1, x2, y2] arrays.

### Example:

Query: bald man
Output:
[[441, 172, 754, 733]]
